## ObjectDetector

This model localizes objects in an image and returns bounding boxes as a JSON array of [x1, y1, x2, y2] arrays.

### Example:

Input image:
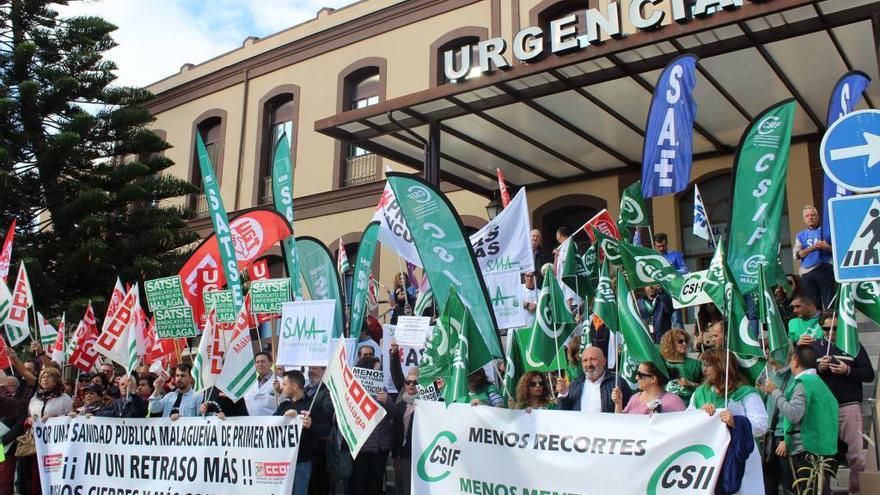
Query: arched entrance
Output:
[[533, 194, 606, 252]]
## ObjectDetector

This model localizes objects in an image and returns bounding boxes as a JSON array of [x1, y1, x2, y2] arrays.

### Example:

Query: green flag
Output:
[[523, 269, 576, 370], [592, 259, 618, 332], [582, 243, 599, 283], [702, 240, 731, 312], [349, 222, 379, 341], [196, 134, 244, 312], [502, 329, 526, 402], [852, 281, 880, 325], [440, 289, 492, 404], [727, 100, 796, 294], [271, 133, 303, 300], [836, 283, 860, 358], [619, 180, 651, 228], [296, 237, 345, 337], [560, 239, 591, 300], [615, 271, 669, 378], [758, 266, 790, 365], [593, 229, 683, 298], [387, 173, 502, 358]]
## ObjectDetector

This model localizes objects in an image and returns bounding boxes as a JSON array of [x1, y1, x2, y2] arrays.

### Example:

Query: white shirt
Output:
[[244, 373, 279, 416], [580, 373, 604, 412], [521, 284, 537, 328]]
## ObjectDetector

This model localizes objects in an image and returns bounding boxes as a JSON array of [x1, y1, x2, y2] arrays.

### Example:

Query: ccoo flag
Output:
[[821, 72, 872, 242], [727, 100, 795, 294], [642, 54, 698, 199], [6, 263, 32, 346]]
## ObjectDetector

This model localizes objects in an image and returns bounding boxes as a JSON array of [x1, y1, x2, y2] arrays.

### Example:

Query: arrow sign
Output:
[[821, 109, 880, 193]]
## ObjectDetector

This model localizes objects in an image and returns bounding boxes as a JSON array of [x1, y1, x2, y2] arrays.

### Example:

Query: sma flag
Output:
[[216, 304, 257, 401], [523, 268, 576, 371], [0, 219, 15, 284], [616, 272, 669, 378], [6, 262, 32, 346], [836, 283, 860, 358], [693, 184, 712, 242]]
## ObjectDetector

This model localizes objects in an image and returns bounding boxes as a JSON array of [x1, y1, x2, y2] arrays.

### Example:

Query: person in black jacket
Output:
[[0, 375, 26, 494], [811, 311, 875, 495], [201, 387, 249, 418], [637, 285, 675, 343], [110, 376, 148, 418], [555, 346, 631, 413], [274, 370, 314, 495], [304, 366, 334, 495]]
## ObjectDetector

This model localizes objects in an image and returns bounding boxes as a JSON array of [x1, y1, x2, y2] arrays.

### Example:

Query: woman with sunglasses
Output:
[[659, 329, 702, 404], [511, 371, 555, 411], [611, 362, 684, 414], [690, 348, 767, 494]]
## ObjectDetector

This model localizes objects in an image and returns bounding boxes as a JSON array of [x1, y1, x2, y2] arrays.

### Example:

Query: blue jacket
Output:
[[796, 227, 832, 268], [662, 251, 689, 274], [557, 371, 631, 413]]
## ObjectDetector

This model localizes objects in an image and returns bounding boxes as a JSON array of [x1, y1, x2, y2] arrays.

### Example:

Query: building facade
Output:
[[145, 0, 880, 297]]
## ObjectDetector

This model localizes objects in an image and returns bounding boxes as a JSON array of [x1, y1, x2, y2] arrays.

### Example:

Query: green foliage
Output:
[[0, 1, 198, 321]]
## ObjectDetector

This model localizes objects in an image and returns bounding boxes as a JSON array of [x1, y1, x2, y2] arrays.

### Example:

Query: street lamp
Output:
[[485, 190, 503, 220]]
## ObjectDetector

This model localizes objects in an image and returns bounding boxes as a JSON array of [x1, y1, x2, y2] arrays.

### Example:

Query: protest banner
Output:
[[351, 367, 385, 395], [296, 237, 344, 338], [394, 316, 430, 347], [35, 416, 302, 495], [144, 275, 187, 311], [277, 300, 336, 367], [469, 188, 533, 274], [324, 339, 387, 459], [203, 290, 236, 323], [153, 306, 197, 339], [412, 402, 729, 494], [382, 324, 426, 393], [672, 270, 713, 309], [483, 269, 526, 330], [250, 278, 291, 315]]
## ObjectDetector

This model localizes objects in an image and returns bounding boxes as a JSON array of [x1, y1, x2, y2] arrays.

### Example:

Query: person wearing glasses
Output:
[[393, 368, 420, 495], [811, 311, 875, 495], [611, 362, 684, 414], [510, 371, 555, 411], [659, 329, 702, 404]]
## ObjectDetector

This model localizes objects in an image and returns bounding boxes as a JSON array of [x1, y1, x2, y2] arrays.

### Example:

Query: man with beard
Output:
[[148, 363, 203, 420], [555, 347, 630, 412]]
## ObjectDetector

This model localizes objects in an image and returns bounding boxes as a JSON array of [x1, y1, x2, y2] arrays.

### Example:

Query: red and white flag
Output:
[[102, 278, 125, 333], [69, 304, 101, 372], [368, 273, 379, 311], [583, 209, 622, 242], [0, 219, 15, 284], [5, 263, 32, 346], [50, 315, 66, 366], [0, 335, 11, 371], [497, 169, 511, 208], [37, 312, 58, 348], [145, 317, 185, 373], [94, 285, 137, 371]]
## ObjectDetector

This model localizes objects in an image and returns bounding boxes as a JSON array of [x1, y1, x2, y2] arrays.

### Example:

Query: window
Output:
[[533, 0, 588, 55], [339, 64, 383, 188], [437, 36, 481, 85], [190, 111, 226, 217], [258, 93, 296, 204]]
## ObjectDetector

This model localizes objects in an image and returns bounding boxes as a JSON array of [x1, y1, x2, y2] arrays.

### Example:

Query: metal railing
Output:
[[188, 193, 209, 218], [260, 176, 274, 205], [343, 153, 378, 187]]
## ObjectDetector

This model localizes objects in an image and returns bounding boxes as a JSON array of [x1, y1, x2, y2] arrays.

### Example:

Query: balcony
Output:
[[343, 153, 379, 187], [188, 193, 209, 219], [260, 176, 274, 205]]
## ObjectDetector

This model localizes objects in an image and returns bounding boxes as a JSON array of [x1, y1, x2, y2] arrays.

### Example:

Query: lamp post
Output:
[[485, 190, 503, 220]]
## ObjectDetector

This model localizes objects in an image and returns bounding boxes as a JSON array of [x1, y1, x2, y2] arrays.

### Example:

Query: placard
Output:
[[144, 275, 186, 311], [484, 269, 526, 329], [277, 300, 336, 367], [203, 290, 235, 323], [153, 306, 197, 339], [382, 324, 426, 394], [393, 316, 430, 346], [250, 278, 291, 314], [351, 367, 385, 395]]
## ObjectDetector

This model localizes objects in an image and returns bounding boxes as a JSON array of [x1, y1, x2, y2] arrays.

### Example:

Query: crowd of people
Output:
[[0, 204, 873, 495]]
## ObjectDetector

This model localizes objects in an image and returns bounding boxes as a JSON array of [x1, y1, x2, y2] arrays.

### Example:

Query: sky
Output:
[[57, 0, 358, 88]]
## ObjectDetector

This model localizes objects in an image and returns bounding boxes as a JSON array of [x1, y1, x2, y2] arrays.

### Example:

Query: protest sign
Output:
[[35, 416, 301, 495], [469, 188, 533, 274], [483, 269, 526, 330], [250, 278, 291, 315], [203, 290, 235, 323], [416, 383, 440, 401], [277, 300, 336, 367], [351, 367, 385, 395], [673, 270, 713, 309], [144, 275, 186, 311], [324, 339, 387, 458], [412, 402, 729, 494], [153, 306, 197, 339], [382, 324, 426, 393], [394, 316, 430, 347]]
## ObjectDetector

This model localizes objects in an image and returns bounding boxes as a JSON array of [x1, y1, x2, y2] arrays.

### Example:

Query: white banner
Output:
[[484, 269, 526, 330], [278, 300, 336, 367], [382, 324, 426, 394], [394, 316, 430, 347], [35, 416, 301, 495], [325, 339, 387, 459], [372, 183, 423, 267], [469, 188, 534, 274], [673, 270, 713, 309], [412, 402, 729, 494]]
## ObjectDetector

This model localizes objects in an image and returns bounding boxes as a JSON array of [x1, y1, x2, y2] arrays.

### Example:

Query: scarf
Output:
[[691, 384, 759, 409], [399, 391, 416, 445]]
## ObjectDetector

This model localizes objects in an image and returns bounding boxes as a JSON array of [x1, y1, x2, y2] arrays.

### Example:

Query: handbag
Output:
[[14, 429, 35, 458]]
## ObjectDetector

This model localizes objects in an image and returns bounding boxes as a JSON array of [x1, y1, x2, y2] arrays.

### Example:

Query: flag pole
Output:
[[724, 289, 732, 407], [548, 266, 564, 380]]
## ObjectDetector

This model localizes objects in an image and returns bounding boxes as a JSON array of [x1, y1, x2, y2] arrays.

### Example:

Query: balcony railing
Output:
[[188, 193, 209, 219], [343, 153, 379, 187], [260, 176, 274, 205]]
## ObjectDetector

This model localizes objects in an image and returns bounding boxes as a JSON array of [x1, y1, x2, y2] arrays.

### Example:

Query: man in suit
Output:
[[555, 347, 630, 412]]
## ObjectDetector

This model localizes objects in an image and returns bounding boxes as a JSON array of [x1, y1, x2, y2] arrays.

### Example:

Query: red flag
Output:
[[51, 316, 65, 364], [193, 265, 219, 329], [69, 304, 101, 372], [0, 219, 15, 284], [0, 337, 11, 371], [144, 316, 185, 368], [102, 278, 125, 333], [583, 209, 621, 242], [496, 169, 511, 208]]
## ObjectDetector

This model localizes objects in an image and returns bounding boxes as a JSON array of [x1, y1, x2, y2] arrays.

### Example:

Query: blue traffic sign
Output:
[[829, 192, 880, 282], [821, 109, 880, 193]]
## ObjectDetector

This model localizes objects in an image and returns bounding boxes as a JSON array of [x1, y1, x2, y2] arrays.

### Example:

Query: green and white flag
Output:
[[592, 259, 618, 332], [442, 292, 479, 405], [727, 100, 796, 294], [196, 134, 244, 312], [560, 239, 591, 300], [852, 281, 880, 325], [501, 329, 525, 402], [0, 279, 10, 326], [836, 283, 860, 358], [192, 306, 220, 393], [272, 133, 303, 300], [616, 271, 669, 378], [593, 229, 683, 297], [758, 267, 790, 365], [216, 303, 257, 401], [523, 269, 575, 370], [413, 286, 433, 317], [387, 173, 502, 358], [618, 180, 651, 229], [296, 237, 345, 338], [349, 222, 380, 341], [582, 243, 599, 285], [37, 313, 58, 348]]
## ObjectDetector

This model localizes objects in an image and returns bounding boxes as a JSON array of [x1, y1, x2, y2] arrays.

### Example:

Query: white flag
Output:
[[469, 188, 534, 274], [216, 304, 256, 401], [372, 183, 422, 267], [6, 263, 32, 346], [37, 312, 58, 348], [324, 338, 387, 459], [94, 285, 138, 373], [693, 184, 712, 241], [103, 278, 125, 333], [192, 306, 223, 393], [50, 314, 66, 366]]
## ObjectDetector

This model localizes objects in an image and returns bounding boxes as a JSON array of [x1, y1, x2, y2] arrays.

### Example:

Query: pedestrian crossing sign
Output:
[[829, 192, 880, 282]]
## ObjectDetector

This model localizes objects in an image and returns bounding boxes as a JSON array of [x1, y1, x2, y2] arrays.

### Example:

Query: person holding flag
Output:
[[148, 363, 202, 419]]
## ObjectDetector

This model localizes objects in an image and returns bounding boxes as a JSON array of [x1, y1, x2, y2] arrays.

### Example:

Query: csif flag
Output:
[[821, 72, 871, 242], [522, 267, 575, 371], [642, 55, 698, 199], [592, 228, 684, 300], [693, 184, 712, 242], [560, 238, 592, 301], [836, 283, 860, 358], [501, 329, 526, 402], [618, 181, 651, 232], [592, 259, 618, 333], [852, 281, 880, 325], [272, 133, 304, 300], [616, 271, 669, 377], [0, 219, 15, 284], [758, 267, 790, 365], [727, 100, 796, 294], [6, 263, 32, 346], [216, 303, 257, 401]]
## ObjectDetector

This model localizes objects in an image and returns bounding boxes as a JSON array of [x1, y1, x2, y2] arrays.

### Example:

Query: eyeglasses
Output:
[[529, 381, 544, 387], [676, 339, 686, 344], [405, 380, 418, 386], [636, 372, 654, 380], [821, 326, 832, 332]]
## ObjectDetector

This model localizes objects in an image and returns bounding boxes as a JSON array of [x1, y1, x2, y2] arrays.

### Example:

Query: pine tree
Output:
[[0, 1, 198, 319]]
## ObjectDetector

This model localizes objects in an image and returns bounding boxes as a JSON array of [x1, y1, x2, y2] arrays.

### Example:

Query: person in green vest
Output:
[[787, 294, 823, 343], [659, 328, 702, 404], [759, 344, 838, 495], [467, 368, 505, 407]]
